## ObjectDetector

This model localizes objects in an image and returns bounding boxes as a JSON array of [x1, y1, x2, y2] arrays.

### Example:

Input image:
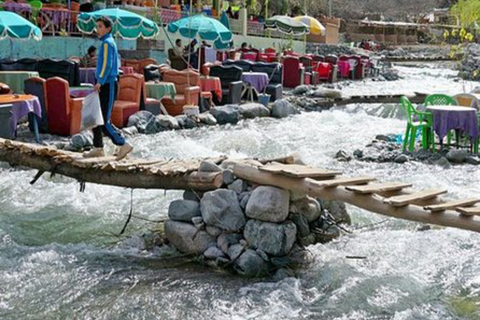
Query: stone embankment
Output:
[[458, 44, 480, 81], [164, 159, 350, 278]]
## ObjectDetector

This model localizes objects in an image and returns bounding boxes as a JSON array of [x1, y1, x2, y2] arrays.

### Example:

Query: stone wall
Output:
[[163, 159, 350, 278]]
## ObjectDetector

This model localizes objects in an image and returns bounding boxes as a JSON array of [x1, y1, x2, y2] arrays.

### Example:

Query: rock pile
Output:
[[164, 160, 350, 278], [459, 44, 480, 81]]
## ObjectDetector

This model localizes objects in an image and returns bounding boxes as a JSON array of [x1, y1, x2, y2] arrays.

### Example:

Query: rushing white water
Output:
[[1, 64, 480, 319]]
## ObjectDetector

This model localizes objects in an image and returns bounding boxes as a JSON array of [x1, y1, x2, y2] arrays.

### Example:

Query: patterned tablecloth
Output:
[[200, 77, 222, 101], [241, 72, 269, 93], [0, 71, 39, 94], [145, 81, 176, 100], [0, 94, 42, 137], [427, 105, 479, 141]]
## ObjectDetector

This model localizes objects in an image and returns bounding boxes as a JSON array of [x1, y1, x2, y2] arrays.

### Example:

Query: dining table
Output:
[[0, 71, 39, 94], [69, 86, 94, 98], [240, 72, 269, 102], [200, 76, 222, 102], [145, 81, 176, 100], [0, 94, 42, 142], [79, 68, 96, 85]]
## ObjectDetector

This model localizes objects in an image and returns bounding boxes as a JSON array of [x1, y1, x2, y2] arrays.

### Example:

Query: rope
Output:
[[119, 188, 134, 235]]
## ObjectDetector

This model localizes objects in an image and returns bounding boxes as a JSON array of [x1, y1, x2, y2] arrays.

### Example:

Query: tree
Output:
[[451, 0, 480, 28]]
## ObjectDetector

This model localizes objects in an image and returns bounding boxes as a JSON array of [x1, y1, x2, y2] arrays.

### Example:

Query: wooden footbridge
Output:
[[1, 137, 480, 233]]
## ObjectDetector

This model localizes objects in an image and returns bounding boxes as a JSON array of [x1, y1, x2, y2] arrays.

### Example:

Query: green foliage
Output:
[[451, 0, 480, 28]]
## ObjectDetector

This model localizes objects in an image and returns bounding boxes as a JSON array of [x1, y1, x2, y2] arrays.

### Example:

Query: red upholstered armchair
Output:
[[45, 77, 83, 136], [283, 56, 305, 88], [161, 69, 201, 116], [112, 74, 143, 128]]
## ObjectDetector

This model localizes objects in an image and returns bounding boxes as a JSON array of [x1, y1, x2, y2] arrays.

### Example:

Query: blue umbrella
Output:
[[0, 11, 42, 40], [219, 10, 230, 30]]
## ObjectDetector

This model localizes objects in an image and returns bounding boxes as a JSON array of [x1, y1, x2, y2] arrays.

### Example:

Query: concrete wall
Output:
[[0, 37, 136, 60]]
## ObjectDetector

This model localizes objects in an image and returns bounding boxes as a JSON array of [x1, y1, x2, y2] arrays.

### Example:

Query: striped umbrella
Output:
[[294, 16, 326, 36], [264, 15, 309, 36]]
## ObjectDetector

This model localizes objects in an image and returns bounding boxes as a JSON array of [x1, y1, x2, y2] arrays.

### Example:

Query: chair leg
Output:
[[421, 126, 427, 150], [403, 124, 410, 152], [409, 127, 417, 152]]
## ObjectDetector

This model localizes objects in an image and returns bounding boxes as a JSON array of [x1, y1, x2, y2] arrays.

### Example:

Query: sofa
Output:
[[112, 73, 143, 128], [251, 62, 283, 101], [161, 69, 201, 116], [168, 48, 188, 71], [209, 65, 243, 105], [283, 56, 305, 88]]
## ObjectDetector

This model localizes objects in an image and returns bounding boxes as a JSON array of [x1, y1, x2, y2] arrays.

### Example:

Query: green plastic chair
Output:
[[400, 96, 434, 152], [425, 93, 459, 147], [29, 0, 42, 25]]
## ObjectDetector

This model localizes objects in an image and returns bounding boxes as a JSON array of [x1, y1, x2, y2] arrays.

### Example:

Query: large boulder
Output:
[[198, 113, 217, 125], [127, 111, 158, 134], [271, 99, 300, 118], [155, 115, 180, 130], [446, 149, 468, 163], [168, 199, 201, 222], [238, 103, 270, 119], [209, 105, 241, 125], [244, 220, 297, 256], [69, 131, 93, 150], [293, 85, 308, 95], [164, 220, 216, 254], [246, 186, 290, 222], [233, 249, 269, 277], [319, 199, 351, 224], [290, 196, 322, 222], [198, 160, 223, 173], [312, 88, 342, 99], [200, 189, 246, 231]]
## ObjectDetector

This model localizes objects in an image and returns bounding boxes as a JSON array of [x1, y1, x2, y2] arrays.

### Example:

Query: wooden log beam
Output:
[[0, 140, 223, 191], [232, 162, 480, 233]]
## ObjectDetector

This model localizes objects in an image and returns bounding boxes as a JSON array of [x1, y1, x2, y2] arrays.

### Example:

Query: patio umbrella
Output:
[[0, 11, 42, 40], [77, 8, 158, 39], [219, 10, 230, 31], [264, 15, 309, 36], [167, 14, 233, 50], [294, 16, 325, 36]]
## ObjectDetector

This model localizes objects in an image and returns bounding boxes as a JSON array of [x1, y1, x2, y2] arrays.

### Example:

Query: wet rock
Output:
[[234, 249, 269, 277], [271, 99, 300, 118], [206, 225, 222, 237], [165, 221, 216, 254], [293, 85, 308, 95], [69, 131, 93, 150], [270, 245, 310, 268], [209, 105, 241, 125], [227, 243, 244, 260], [315, 224, 341, 243], [446, 149, 468, 163], [204, 246, 225, 260], [155, 114, 180, 130], [168, 199, 201, 222], [256, 249, 269, 261], [298, 234, 317, 247], [394, 154, 408, 164], [222, 169, 235, 185], [244, 220, 297, 256], [465, 155, 480, 165], [199, 160, 223, 172], [239, 191, 251, 209], [198, 113, 217, 125], [200, 189, 246, 231], [375, 134, 393, 142], [413, 149, 432, 161], [218, 233, 243, 254], [122, 126, 138, 136], [319, 199, 350, 224], [290, 196, 322, 222], [183, 190, 201, 202], [183, 116, 197, 129], [127, 111, 157, 134], [245, 186, 290, 222], [290, 213, 310, 237], [228, 179, 247, 194], [191, 216, 205, 229], [353, 149, 363, 158], [312, 88, 342, 99], [273, 268, 293, 281], [433, 156, 451, 168], [335, 150, 352, 162], [238, 103, 270, 118]]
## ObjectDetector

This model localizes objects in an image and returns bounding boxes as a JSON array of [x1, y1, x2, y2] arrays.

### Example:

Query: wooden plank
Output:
[[384, 189, 448, 207], [424, 198, 480, 212], [259, 163, 342, 178], [313, 176, 376, 188], [456, 207, 480, 216], [346, 182, 412, 194]]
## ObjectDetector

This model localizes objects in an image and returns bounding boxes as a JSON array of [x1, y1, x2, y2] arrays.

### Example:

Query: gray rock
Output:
[[256, 249, 269, 261], [200, 189, 246, 231], [353, 149, 363, 158], [290, 196, 322, 222], [204, 246, 225, 260], [394, 154, 408, 164], [206, 225, 222, 237], [271, 99, 300, 118], [155, 115, 180, 130], [319, 199, 351, 224], [127, 111, 158, 134], [165, 220, 216, 254], [312, 88, 342, 99], [446, 149, 468, 163], [198, 113, 217, 125], [465, 155, 480, 165], [244, 220, 297, 256], [122, 126, 139, 136], [174, 115, 186, 128], [375, 134, 392, 142], [245, 186, 290, 222], [238, 103, 270, 118], [228, 179, 248, 194], [183, 190, 201, 202], [293, 85, 308, 95], [298, 234, 317, 247], [433, 156, 451, 168], [183, 117, 197, 129], [239, 191, 252, 209], [227, 243, 244, 260], [199, 160, 223, 172], [69, 131, 93, 150], [273, 268, 292, 281], [168, 199, 201, 222], [191, 216, 204, 226], [234, 249, 269, 277], [209, 105, 241, 125], [222, 169, 235, 185], [335, 150, 352, 162], [290, 213, 310, 237], [413, 149, 432, 161], [217, 233, 243, 254]]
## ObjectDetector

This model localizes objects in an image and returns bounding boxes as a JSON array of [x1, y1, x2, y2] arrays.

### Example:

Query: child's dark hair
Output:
[[96, 16, 113, 30], [87, 46, 96, 54]]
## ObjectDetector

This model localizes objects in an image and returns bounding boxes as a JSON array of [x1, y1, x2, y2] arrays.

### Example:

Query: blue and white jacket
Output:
[[95, 33, 119, 85]]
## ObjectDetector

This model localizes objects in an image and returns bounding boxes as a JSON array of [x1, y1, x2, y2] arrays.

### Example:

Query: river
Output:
[[1, 63, 480, 319]]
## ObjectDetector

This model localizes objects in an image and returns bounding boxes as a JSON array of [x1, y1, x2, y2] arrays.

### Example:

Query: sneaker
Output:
[[115, 142, 133, 161], [83, 147, 105, 158]]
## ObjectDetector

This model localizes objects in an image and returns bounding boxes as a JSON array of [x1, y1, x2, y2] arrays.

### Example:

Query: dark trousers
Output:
[[93, 81, 125, 148]]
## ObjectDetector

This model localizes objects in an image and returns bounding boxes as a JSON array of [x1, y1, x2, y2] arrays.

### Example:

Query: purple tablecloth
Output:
[[9, 96, 42, 137], [241, 72, 269, 92], [427, 105, 479, 141], [79, 68, 96, 85], [69, 87, 94, 98], [4, 2, 31, 13]]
